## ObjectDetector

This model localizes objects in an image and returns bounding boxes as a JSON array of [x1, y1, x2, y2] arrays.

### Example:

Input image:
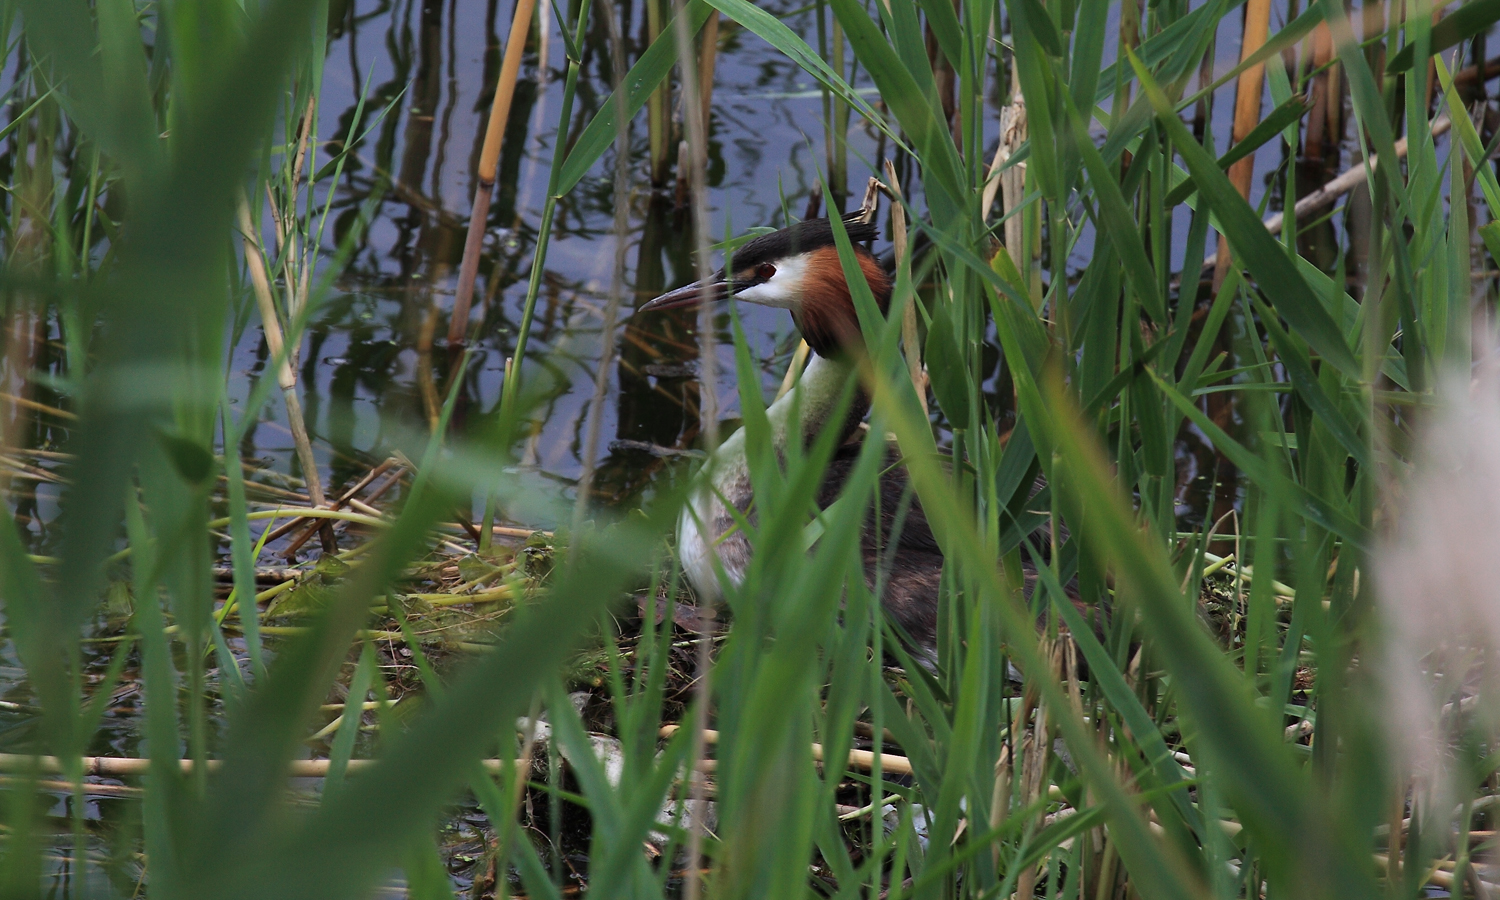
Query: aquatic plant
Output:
[[1, 0, 1499, 897]]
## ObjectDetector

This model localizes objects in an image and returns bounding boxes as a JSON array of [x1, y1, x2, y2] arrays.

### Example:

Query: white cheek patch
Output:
[[733, 254, 809, 309]]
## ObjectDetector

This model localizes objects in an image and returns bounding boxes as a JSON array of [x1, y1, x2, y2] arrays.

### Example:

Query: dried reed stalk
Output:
[[1213, 0, 1273, 291], [671, 0, 718, 893], [647, 0, 672, 186], [658, 725, 916, 776], [995, 59, 1036, 304], [882, 159, 928, 416], [1304, 24, 1335, 168], [1014, 639, 1062, 898], [698, 12, 719, 137], [236, 194, 336, 554], [449, 0, 538, 351], [0, 752, 503, 778]]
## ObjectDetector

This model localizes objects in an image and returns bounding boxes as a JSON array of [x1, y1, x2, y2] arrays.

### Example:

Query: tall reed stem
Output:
[[574, 0, 632, 527], [1213, 0, 1272, 290], [450, 0, 538, 354], [237, 193, 335, 555], [500, 1, 591, 419], [672, 0, 717, 893]]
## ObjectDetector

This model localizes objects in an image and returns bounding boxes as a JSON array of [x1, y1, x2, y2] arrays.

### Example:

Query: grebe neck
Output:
[[763, 351, 864, 452], [676, 352, 864, 601]]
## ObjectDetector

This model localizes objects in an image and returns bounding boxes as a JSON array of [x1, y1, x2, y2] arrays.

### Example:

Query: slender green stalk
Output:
[[499, 0, 592, 420]]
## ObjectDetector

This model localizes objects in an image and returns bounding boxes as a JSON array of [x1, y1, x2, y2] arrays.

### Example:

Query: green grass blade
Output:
[[1388, 0, 1500, 72], [1064, 93, 1165, 324], [1130, 49, 1361, 380], [556, 0, 713, 195], [1247, 293, 1369, 469], [1162, 93, 1313, 208], [1039, 371, 1378, 900]]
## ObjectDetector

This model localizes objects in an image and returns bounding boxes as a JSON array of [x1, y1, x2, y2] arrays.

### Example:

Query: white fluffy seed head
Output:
[[1379, 362, 1500, 822]]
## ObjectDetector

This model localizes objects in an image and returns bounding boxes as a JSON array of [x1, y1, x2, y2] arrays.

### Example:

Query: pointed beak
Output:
[[637, 278, 731, 313]]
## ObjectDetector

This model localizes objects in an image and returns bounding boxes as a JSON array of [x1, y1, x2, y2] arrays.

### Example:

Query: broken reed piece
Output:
[[0, 753, 503, 778], [0, 391, 76, 421], [674, 138, 691, 209], [449, 0, 538, 351], [0, 776, 141, 800], [658, 724, 914, 777], [855, 175, 881, 223], [274, 457, 403, 557], [210, 566, 302, 583]]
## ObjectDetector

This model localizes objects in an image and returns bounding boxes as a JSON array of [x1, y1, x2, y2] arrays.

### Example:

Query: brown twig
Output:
[[274, 458, 401, 557], [1457, 53, 1500, 85], [363, 465, 407, 506], [802, 180, 823, 220], [451, 508, 484, 543]]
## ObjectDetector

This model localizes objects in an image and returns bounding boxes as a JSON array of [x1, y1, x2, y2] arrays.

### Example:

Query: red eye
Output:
[[755, 262, 776, 281]]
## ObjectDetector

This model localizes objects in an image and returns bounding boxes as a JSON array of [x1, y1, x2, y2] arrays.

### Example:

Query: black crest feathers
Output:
[[726, 214, 879, 272]]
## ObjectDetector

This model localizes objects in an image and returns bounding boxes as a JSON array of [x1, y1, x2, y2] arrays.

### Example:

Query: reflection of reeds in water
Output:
[[7, 0, 1500, 896], [648, 0, 674, 187]]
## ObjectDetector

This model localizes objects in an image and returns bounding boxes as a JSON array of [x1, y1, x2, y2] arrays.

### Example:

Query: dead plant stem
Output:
[[450, 0, 537, 352], [236, 193, 335, 554], [673, 0, 717, 884]]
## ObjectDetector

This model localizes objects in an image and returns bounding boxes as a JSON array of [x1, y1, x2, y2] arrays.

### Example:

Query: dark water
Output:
[[3, 0, 1361, 538], [263, 0, 1300, 516], [251, 0, 910, 523], [236, 0, 1355, 532]]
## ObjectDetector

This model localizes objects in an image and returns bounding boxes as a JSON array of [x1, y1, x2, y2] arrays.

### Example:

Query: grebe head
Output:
[[639, 215, 893, 358]]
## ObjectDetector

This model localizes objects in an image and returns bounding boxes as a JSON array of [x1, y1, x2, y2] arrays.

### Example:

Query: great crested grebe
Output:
[[638, 214, 948, 647]]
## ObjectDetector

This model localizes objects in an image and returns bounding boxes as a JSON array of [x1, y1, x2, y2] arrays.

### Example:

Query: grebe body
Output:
[[641, 215, 945, 646], [675, 351, 857, 603]]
